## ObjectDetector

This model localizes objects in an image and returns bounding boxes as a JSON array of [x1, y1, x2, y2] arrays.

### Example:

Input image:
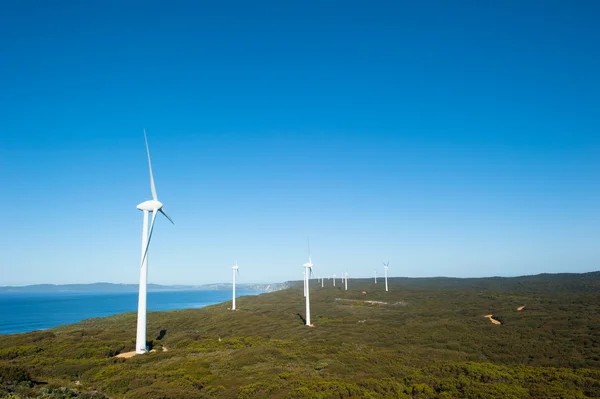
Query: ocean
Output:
[[0, 290, 261, 335]]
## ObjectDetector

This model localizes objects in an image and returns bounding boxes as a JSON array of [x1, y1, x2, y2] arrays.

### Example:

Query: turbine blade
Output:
[[159, 208, 174, 224], [140, 210, 158, 268], [144, 130, 158, 201]]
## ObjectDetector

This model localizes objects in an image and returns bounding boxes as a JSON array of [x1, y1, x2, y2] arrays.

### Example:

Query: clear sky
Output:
[[1, 1, 599, 285]]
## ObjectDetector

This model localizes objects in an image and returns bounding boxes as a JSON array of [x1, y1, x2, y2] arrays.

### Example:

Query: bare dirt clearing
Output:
[[115, 347, 168, 358]]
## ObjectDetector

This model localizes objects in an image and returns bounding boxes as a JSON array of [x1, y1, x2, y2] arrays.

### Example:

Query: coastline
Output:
[[0, 289, 265, 335]]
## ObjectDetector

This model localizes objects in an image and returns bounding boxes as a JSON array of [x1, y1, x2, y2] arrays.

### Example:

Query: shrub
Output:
[[0, 366, 31, 385], [0, 346, 42, 360]]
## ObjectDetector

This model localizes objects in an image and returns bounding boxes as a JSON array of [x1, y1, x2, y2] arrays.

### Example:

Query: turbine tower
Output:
[[303, 271, 307, 297], [333, 274, 336, 286], [384, 261, 389, 292], [303, 241, 314, 326], [232, 261, 239, 310], [374, 270, 378, 284], [344, 271, 348, 290], [135, 130, 174, 354]]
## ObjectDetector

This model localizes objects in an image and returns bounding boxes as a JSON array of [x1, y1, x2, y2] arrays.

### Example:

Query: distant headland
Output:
[[0, 282, 288, 293]]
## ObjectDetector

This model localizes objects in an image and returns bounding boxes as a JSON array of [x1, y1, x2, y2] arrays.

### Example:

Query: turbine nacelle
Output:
[[303, 262, 313, 279], [137, 199, 163, 212]]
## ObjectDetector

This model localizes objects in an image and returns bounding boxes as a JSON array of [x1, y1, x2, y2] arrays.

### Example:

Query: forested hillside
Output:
[[1, 272, 599, 398]]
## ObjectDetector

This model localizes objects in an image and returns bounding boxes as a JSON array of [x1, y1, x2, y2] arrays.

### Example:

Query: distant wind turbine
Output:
[[333, 274, 336, 286], [303, 240, 314, 326], [135, 130, 174, 354], [232, 261, 239, 310], [344, 271, 348, 290], [384, 261, 389, 292], [374, 270, 378, 284]]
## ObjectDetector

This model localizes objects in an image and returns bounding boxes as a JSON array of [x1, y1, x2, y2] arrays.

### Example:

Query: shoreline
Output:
[[0, 289, 268, 335]]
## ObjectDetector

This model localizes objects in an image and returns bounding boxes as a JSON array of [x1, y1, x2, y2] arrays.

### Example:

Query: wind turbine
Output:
[[374, 270, 378, 284], [303, 241, 314, 326], [333, 274, 336, 286], [135, 130, 174, 354], [232, 261, 239, 310], [344, 271, 348, 290], [384, 261, 389, 292], [321, 276, 324, 288]]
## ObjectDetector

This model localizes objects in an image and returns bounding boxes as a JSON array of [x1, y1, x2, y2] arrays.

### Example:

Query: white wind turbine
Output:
[[374, 270, 378, 284], [303, 242, 314, 326], [231, 261, 239, 310], [384, 261, 389, 292], [135, 130, 174, 354], [344, 271, 348, 290], [332, 274, 336, 286]]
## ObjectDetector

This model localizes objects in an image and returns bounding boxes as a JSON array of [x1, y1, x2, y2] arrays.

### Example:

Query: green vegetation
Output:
[[1, 272, 599, 398]]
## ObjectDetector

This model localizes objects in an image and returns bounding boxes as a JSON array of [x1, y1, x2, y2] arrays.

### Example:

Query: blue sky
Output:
[[1, 1, 599, 285]]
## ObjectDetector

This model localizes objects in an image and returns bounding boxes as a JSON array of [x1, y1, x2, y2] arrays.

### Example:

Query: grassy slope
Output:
[[1, 273, 600, 398]]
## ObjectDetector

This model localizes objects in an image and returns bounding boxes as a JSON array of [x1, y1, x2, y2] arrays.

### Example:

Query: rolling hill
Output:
[[1, 272, 599, 398]]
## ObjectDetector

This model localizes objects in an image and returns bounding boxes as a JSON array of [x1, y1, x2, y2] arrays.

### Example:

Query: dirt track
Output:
[[484, 314, 501, 325]]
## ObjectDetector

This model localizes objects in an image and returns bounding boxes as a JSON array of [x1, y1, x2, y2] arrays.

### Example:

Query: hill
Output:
[[1, 272, 599, 398], [0, 282, 283, 293]]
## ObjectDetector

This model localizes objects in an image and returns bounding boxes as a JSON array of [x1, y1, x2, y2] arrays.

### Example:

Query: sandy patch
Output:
[[115, 347, 168, 358], [115, 351, 137, 358], [484, 314, 501, 325], [517, 305, 526, 311]]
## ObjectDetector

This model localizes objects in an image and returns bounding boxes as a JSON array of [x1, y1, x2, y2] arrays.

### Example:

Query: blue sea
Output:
[[0, 290, 260, 335]]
